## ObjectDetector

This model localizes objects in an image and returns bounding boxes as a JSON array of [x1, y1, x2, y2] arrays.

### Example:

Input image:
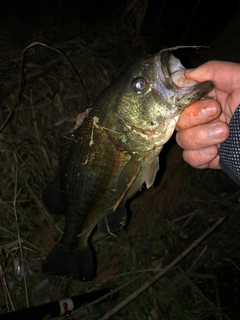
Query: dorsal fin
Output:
[[58, 129, 77, 172], [42, 129, 77, 213], [42, 174, 65, 213]]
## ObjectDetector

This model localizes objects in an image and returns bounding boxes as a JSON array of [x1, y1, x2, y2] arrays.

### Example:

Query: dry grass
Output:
[[0, 4, 151, 315], [0, 2, 240, 319]]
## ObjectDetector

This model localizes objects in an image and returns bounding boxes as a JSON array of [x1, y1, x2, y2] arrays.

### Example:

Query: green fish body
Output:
[[42, 50, 213, 281]]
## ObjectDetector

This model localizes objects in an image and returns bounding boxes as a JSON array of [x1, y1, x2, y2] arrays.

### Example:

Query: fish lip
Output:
[[156, 49, 214, 111], [159, 50, 177, 91], [150, 49, 186, 112], [158, 49, 189, 93]]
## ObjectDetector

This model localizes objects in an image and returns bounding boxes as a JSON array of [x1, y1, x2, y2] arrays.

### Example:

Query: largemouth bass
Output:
[[42, 49, 213, 281]]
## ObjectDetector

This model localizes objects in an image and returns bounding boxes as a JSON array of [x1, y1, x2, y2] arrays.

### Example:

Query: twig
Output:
[[0, 240, 24, 252], [0, 41, 90, 132], [187, 245, 208, 273], [30, 89, 40, 142], [57, 262, 164, 319], [171, 211, 198, 223], [41, 146, 51, 168], [223, 257, 240, 272], [0, 263, 15, 312], [25, 182, 63, 235], [99, 216, 226, 320], [13, 153, 29, 309], [0, 225, 46, 253], [180, 268, 232, 320]]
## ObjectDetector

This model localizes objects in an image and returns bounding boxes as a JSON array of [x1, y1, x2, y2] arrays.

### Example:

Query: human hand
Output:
[[176, 60, 240, 169]]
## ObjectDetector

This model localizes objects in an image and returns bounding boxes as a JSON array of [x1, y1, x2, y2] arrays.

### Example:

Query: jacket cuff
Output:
[[219, 105, 240, 185]]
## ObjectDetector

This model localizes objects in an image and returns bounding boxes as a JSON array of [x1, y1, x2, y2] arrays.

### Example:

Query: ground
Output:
[[1, 1, 240, 319]]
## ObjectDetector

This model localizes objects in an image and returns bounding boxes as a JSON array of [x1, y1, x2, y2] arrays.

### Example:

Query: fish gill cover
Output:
[[0, 1, 240, 319]]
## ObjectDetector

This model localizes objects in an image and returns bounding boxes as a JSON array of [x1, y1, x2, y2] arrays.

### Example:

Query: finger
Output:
[[176, 99, 221, 131], [176, 121, 229, 150], [182, 147, 221, 169], [185, 61, 240, 93]]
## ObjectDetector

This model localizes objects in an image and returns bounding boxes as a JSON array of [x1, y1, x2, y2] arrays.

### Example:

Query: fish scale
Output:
[[42, 49, 213, 281], [43, 113, 135, 280]]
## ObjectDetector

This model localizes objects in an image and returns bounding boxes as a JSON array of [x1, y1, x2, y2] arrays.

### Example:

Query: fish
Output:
[[41, 48, 213, 281]]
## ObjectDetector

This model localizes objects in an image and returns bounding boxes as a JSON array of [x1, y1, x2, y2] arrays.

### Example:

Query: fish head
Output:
[[115, 49, 213, 145]]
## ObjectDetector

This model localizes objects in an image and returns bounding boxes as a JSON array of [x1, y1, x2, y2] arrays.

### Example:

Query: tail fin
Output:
[[42, 242, 96, 281]]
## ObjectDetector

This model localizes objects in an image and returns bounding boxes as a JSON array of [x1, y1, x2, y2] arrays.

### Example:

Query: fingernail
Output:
[[202, 101, 217, 117], [209, 123, 226, 140]]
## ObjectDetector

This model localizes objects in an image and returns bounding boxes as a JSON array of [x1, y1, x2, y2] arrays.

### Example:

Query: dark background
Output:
[[1, 0, 240, 56], [1, 1, 240, 318]]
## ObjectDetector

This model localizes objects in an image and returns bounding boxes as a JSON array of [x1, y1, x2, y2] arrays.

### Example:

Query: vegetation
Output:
[[0, 1, 240, 319]]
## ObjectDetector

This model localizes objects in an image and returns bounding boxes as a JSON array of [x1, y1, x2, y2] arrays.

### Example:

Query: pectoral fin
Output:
[[144, 157, 159, 189], [117, 154, 142, 195]]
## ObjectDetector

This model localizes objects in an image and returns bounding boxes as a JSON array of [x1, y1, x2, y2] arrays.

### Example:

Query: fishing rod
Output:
[[0, 287, 115, 320]]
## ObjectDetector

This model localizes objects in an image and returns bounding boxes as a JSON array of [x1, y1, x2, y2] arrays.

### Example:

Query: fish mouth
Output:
[[154, 49, 214, 111]]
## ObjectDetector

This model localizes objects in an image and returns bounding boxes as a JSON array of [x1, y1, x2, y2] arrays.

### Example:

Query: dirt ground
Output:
[[1, 1, 240, 319]]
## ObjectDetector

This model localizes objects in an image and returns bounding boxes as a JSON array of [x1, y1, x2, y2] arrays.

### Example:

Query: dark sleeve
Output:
[[219, 105, 240, 185]]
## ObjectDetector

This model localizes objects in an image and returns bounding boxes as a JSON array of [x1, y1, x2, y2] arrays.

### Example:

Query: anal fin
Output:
[[97, 202, 128, 234]]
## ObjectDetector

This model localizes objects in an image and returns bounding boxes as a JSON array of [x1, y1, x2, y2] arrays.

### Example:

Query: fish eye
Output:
[[132, 78, 148, 93]]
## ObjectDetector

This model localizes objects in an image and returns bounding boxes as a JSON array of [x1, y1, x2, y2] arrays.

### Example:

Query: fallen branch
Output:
[[99, 216, 226, 320]]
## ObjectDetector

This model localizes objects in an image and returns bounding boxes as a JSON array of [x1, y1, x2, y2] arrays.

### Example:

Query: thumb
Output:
[[185, 61, 240, 94]]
